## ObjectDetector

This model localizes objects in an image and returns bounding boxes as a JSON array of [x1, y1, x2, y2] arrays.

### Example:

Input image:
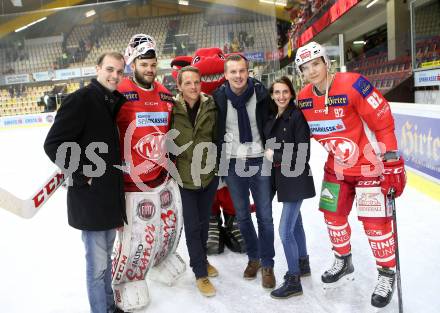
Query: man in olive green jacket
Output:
[[170, 66, 219, 297], [171, 92, 217, 190]]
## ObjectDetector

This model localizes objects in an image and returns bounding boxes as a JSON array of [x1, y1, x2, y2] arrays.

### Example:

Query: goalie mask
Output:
[[295, 41, 330, 73], [125, 34, 157, 65]]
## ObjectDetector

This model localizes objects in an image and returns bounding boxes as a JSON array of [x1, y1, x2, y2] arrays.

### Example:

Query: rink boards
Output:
[[1, 103, 438, 201]]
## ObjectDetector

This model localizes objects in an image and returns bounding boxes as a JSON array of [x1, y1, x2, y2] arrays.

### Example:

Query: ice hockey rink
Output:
[[0, 125, 439, 313]]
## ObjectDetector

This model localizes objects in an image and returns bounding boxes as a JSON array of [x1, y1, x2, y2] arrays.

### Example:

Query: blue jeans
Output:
[[82, 230, 116, 313], [279, 201, 308, 275], [225, 157, 275, 268]]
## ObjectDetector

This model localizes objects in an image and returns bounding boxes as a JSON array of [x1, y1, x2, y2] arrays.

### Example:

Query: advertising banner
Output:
[[414, 68, 440, 87], [394, 113, 440, 180], [0, 113, 55, 130], [244, 51, 265, 62], [157, 59, 173, 70], [33, 71, 53, 82], [81, 66, 96, 77], [54, 68, 81, 80], [5, 74, 30, 85], [265, 49, 284, 61]]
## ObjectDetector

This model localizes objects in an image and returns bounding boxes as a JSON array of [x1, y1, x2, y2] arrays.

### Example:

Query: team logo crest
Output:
[[137, 200, 156, 220], [134, 132, 166, 161], [160, 189, 173, 208], [318, 136, 357, 163]]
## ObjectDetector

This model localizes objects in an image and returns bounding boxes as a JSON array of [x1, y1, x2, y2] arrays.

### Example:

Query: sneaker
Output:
[[196, 277, 216, 297], [270, 272, 303, 299], [321, 254, 354, 287], [207, 262, 219, 278], [223, 213, 246, 253], [243, 260, 261, 280], [262, 267, 276, 289], [371, 267, 396, 308], [299, 255, 311, 277], [207, 214, 225, 255]]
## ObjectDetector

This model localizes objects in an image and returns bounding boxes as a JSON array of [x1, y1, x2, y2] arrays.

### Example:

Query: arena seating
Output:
[[0, 41, 62, 75], [347, 52, 412, 94], [2, 6, 438, 117], [0, 85, 53, 116]]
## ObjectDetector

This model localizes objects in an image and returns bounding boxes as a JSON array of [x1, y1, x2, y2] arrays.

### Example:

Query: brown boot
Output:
[[262, 267, 276, 289], [196, 277, 216, 297], [243, 260, 261, 280], [207, 262, 219, 277]]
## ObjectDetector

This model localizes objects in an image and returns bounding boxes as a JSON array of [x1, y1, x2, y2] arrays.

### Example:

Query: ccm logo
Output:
[[358, 180, 380, 186], [32, 172, 65, 208], [383, 166, 404, 175]]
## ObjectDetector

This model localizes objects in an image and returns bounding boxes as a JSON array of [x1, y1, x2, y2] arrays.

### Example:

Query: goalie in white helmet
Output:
[[294, 41, 406, 308], [111, 34, 185, 312], [124, 33, 158, 88]]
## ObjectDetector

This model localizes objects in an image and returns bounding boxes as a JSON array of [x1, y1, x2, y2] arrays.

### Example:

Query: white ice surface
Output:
[[0, 126, 439, 313]]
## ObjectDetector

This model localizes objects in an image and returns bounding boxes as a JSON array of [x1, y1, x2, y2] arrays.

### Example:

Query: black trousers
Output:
[[180, 177, 219, 279]]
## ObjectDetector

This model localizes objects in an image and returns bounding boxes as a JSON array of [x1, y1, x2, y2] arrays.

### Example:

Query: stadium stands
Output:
[[347, 52, 412, 94], [1, 1, 438, 117], [0, 12, 280, 117], [0, 85, 52, 116]]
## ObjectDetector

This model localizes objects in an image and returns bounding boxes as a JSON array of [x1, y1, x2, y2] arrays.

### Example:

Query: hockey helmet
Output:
[[124, 33, 157, 65], [294, 41, 330, 72]]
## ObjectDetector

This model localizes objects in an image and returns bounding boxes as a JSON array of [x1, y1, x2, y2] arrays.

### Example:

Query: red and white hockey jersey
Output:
[[117, 78, 174, 191], [297, 72, 397, 177]]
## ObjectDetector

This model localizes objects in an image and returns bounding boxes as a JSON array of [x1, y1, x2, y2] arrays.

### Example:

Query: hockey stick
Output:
[[0, 170, 65, 219], [389, 190, 403, 313]]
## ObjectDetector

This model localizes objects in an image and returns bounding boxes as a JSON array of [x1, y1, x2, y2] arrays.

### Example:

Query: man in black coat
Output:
[[44, 52, 126, 313]]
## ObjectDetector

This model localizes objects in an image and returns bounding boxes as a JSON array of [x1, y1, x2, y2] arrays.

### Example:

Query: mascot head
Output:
[[171, 47, 229, 95]]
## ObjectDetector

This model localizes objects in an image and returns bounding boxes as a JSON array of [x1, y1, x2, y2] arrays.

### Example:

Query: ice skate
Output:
[[321, 254, 354, 289]]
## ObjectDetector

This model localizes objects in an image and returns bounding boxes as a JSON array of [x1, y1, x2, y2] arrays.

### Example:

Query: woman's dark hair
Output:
[[268, 76, 296, 114]]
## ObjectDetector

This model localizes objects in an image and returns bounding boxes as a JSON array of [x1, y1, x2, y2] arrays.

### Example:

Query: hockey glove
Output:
[[380, 158, 406, 198]]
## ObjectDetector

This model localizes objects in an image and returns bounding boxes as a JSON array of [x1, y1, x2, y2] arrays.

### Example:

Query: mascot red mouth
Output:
[[171, 47, 228, 94]]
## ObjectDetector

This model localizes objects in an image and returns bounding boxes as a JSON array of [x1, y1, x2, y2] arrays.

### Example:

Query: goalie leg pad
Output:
[[153, 178, 184, 265], [112, 191, 162, 310], [113, 280, 150, 311], [148, 252, 187, 286], [112, 179, 185, 310], [112, 192, 162, 285], [324, 213, 351, 256], [363, 221, 396, 268]]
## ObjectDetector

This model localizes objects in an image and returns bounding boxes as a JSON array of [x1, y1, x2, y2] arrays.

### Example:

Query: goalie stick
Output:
[[0, 170, 64, 218]]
